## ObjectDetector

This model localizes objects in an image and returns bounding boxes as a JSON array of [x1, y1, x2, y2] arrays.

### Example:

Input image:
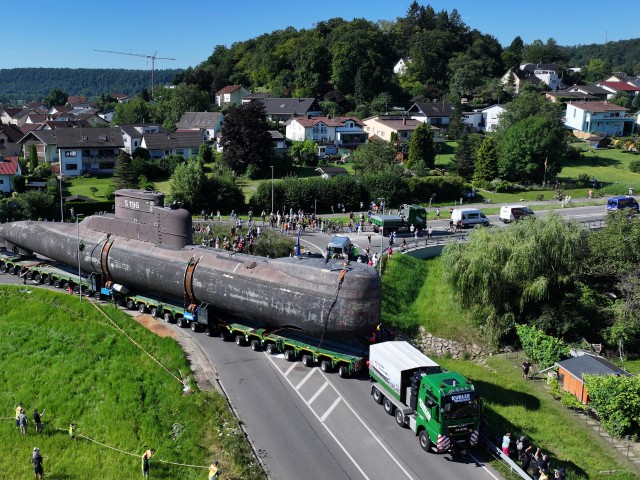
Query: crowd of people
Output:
[[501, 432, 565, 480]]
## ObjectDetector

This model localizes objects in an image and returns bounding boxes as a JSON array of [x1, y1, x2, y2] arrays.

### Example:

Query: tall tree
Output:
[[169, 160, 206, 211], [112, 151, 138, 190], [452, 133, 483, 179], [406, 122, 435, 173], [28, 145, 38, 173], [45, 88, 68, 107], [351, 141, 399, 175], [473, 137, 498, 183], [220, 101, 273, 175], [502, 36, 524, 71], [113, 98, 152, 125]]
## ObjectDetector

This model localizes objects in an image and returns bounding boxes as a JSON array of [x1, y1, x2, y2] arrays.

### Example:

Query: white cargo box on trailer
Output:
[[369, 341, 441, 398]]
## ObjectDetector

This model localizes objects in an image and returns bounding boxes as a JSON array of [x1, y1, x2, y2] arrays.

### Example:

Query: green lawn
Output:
[[0, 287, 263, 480], [65, 175, 114, 200]]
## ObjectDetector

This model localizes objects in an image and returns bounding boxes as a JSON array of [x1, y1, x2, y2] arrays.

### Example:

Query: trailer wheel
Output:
[[163, 312, 173, 323], [320, 360, 332, 373], [0, 264, 7, 273], [44, 276, 53, 286], [177, 316, 185, 328], [372, 387, 383, 404], [138, 303, 146, 313], [9, 266, 17, 275], [115, 297, 125, 307], [395, 410, 406, 428], [383, 397, 395, 415], [301, 354, 314, 367], [284, 350, 295, 362], [150, 307, 158, 318], [73, 285, 80, 294], [419, 430, 432, 452], [234, 335, 245, 346], [265, 343, 276, 355], [220, 329, 230, 342], [34, 273, 43, 284], [338, 365, 350, 378], [205, 325, 213, 337], [94, 292, 102, 301], [250, 339, 261, 351], [190, 322, 199, 332], [126, 299, 135, 310], [53, 279, 62, 288], [26, 271, 34, 280]]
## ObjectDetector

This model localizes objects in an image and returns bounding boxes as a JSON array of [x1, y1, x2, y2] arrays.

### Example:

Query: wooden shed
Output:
[[555, 354, 628, 404]]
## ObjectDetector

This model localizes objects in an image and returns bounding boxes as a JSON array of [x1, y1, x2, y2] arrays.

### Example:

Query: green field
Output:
[[0, 287, 263, 480]]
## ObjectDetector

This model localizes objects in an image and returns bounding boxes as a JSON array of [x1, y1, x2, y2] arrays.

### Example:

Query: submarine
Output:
[[0, 189, 381, 338]]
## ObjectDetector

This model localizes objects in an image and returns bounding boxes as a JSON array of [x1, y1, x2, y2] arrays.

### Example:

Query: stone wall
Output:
[[415, 326, 484, 359]]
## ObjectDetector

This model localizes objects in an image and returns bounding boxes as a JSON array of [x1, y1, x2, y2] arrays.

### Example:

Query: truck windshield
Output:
[[442, 399, 480, 420]]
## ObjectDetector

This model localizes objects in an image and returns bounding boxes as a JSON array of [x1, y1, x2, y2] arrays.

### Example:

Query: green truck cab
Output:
[[371, 204, 427, 235], [369, 341, 480, 454]]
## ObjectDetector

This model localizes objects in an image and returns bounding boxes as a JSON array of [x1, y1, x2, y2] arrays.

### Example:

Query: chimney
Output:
[[403, 117, 407, 126]]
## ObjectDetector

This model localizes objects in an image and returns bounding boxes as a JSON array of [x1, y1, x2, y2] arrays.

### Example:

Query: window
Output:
[[134, 141, 139, 147], [175, 149, 184, 156], [67, 163, 78, 171], [0, 179, 4, 184], [65, 150, 77, 157]]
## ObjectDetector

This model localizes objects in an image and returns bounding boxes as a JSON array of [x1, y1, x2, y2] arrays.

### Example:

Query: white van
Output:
[[499, 205, 534, 223], [450, 208, 490, 228]]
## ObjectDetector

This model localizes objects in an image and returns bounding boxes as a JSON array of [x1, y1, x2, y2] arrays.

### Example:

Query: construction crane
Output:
[[94, 49, 176, 96]]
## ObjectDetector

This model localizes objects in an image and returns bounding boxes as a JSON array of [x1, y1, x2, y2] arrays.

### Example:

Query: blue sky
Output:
[[2, 1, 636, 70]]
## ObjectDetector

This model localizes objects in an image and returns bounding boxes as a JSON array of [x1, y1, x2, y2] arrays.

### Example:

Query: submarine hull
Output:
[[0, 220, 380, 338]]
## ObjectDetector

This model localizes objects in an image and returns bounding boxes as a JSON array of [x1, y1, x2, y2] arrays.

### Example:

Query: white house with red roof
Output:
[[215, 85, 250, 108], [565, 101, 635, 137], [0, 156, 22, 193], [595, 81, 640, 102]]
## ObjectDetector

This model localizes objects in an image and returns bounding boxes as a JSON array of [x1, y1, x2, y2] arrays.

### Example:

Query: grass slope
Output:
[[0, 287, 263, 480]]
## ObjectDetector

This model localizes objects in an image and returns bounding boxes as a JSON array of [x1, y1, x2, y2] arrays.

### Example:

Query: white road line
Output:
[[307, 381, 329, 405], [468, 452, 501, 480], [300, 238, 325, 253], [284, 362, 297, 376], [320, 397, 341, 422], [295, 367, 316, 390], [264, 352, 417, 480]]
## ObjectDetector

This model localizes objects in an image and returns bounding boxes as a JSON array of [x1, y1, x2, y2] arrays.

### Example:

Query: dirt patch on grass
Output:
[[133, 314, 177, 338]]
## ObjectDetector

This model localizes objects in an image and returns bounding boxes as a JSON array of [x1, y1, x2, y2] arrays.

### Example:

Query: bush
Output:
[[494, 180, 513, 193], [516, 324, 570, 368], [576, 173, 591, 187], [630, 160, 640, 173], [584, 374, 640, 437]]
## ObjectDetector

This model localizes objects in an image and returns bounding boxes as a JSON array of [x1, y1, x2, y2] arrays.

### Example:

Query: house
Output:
[[0, 124, 27, 156], [393, 58, 411, 75], [595, 81, 640, 102], [481, 105, 507, 132], [501, 63, 563, 93], [13, 109, 40, 127], [261, 97, 321, 122], [461, 111, 485, 132], [67, 95, 88, 106], [119, 124, 166, 155], [0, 156, 22, 194], [406, 101, 455, 128], [284, 116, 367, 151], [140, 131, 204, 159], [19, 130, 59, 164], [605, 72, 640, 88], [241, 92, 270, 105], [75, 112, 109, 127], [215, 85, 250, 108], [362, 115, 443, 145], [56, 127, 124, 176], [315, 166, 348, 179], [269, 130, 286, 150], [546, 91, 598, 104], [555, 353, 629, 404], [564, 85, 611, 101], [0, 108, 25, 125], [564, 101, 634, 138], [176, 112, 224, 142]]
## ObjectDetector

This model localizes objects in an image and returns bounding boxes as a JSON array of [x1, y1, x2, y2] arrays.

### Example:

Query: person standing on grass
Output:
[[33, 409, 44, 434], [31, 447, 44, 480], [208, 460, 220, 479], [142, 448, 155, 479], [522, 360, 532, 378], [16, 402, 24, 428], [19, 410, 28, 435]]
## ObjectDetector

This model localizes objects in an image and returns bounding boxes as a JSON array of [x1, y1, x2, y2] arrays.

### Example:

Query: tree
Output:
[[406, 122, 435, 173], [14, 190, 55, 219], [351, 141, 398, 175], [473, 137, 498, 184], [197, 144, 214, 165], [582, 58, 611, 83], [610, 92, 630, 109], [28, 145, 38, 174], [502, 36, 524, 72], [112, 151, 138, 190], [169, 160, 206, 211], [113, 98, 152, 125], [290, 140, 318, 167], [220, 102, 273, 175], [45, 88, 68, 107], [451, 133, 483, 179], [447, 103, 465, 140]]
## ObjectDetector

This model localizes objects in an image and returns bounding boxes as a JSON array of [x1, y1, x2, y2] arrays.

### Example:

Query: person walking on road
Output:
[[31, 447, 44, 480], [142, 448, 155, 479]]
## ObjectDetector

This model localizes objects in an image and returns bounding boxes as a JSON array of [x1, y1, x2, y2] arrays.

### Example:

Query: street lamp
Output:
[[59, 174, 64, 222], [270, 165, 274, 215], [377, 197, 385, 276], [77, 214, 84, 302]]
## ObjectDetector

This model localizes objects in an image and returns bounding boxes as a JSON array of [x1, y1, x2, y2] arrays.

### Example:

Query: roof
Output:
[[176, 112, 223, 130], [521, 63, 558, 73], [407, 101, 455, 117], [65, 194, 92, 202], [67, 95, 87, 105], [315, 166, 348, 175], [290, 116, 363, 128], [26, 114, 46, 123], [18, 129, 58, 145], [143, 131, 204, 150], [567, 101, 628, 113], [1, 107, 24, 118], [364, 115, 423, 130], [55, 127, 124, 148], [215, 85, 243, 95], [119, 124, 167, 137], [261, 97, 317, 116], [556, 354, 629, 381], [242, 92, 270, 100], [568, 85, 610, 95], [269, 130, 285, 140], [0, 156, 20, 175], [0, 124, 25, 142], [548, 91, 596, 100], [598, 81, 640, 92]]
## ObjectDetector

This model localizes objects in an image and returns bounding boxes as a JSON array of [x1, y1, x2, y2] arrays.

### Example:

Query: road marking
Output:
[[284, 362, 297, 376], [468, 452, 500, 480], [296, 367, 316, 390], [320, 397, 341, 422], [264, 353, 417, 480], [307, 381, 329, 405], [300, 238, 325, 253]]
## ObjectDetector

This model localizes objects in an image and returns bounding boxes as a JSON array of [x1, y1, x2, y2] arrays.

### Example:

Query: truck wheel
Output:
[[395, 410, 406, 428], [284, 350, 295, 362], [34, 273, 42, 284], [205, 325, 213, 337], [383, 397, 395, 415], [190, 322, 199, 332], [302, 354, 314, 367], [338, 365, 349, 378], [419, 430, 432, 452], [26, 271, 34, 280], [250, 339, 261, 351], [44, 276, 53, 286], [163, 313, 173, 323], [320, 360, 332, 373], [115, 297, 125, 307], [177, 317, 185, 328], [235, 335, 245, 346], [138, 303, 146, 313], [126, 299, 135, 310], [73, 285, 80, 294], [9, 266, 17, 275], [220, 329, 230, 342], [94, 292, 102, 301], [372, 387, 383, 404], [150, 307, 158, 318], [53, 279, 61, 288], [265, 343, 276, 355]]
